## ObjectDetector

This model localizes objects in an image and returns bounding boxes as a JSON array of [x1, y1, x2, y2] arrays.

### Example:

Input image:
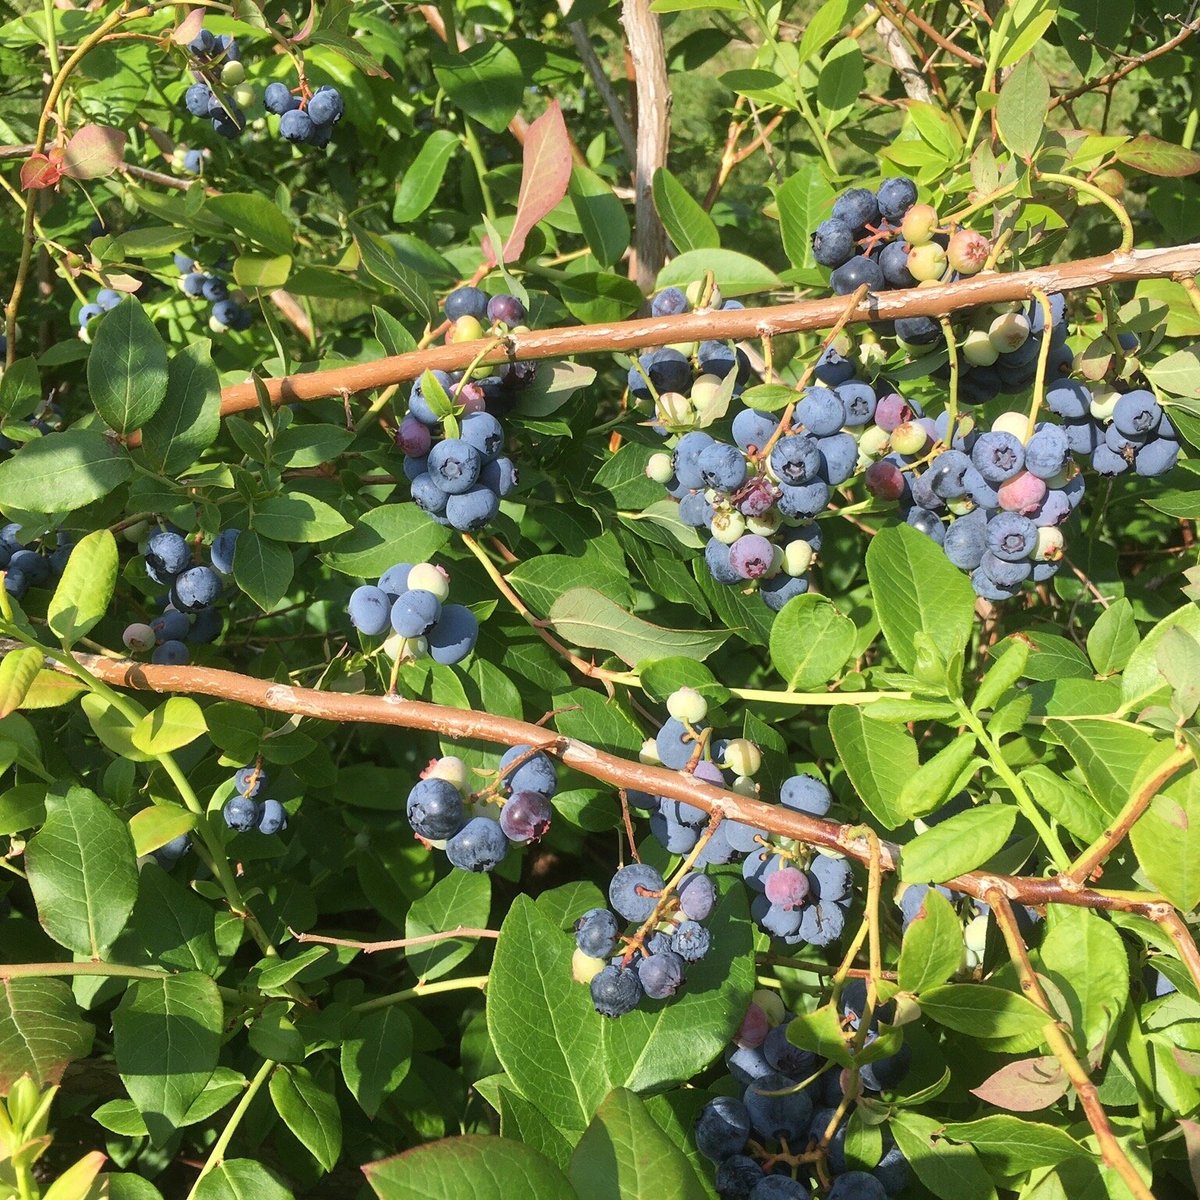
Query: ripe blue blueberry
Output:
[[427, 439, 483, 494], [406, 778, 466, 840], [590, 963, 643, 1017], [986, 512, 1037, 562], [637, 949, 685, 999], [446, 816, 509, 872], [445, 486, 500, 531], [264, 81, 299, 114], [770, 435, 820, 486], [279, 109, 315, 143], [876, 176, 918, 221], [257, 799, 287, 835], [575, 908, 619, 958], [744, 1071, 813, 1141], [671, 920, 712, 961], [677, 873, 716, 920], [306, 85, 344, 126], [811, 218, 856, 268], [146, 531, 190, 582], [695, 1096, 751, 1162], [210, 528, 239, 575], [832, 188, 880, 231], [480, 456, 518, 497], [716, 1155, 765, 1199], [487, 294, 527, 326], [426, 603, 479, 665], [391, 588, 442, 637], [223, 795, 262, 833], [1024, 425, 1070, 479], [698, 442, 748, 491], [499, 744, 557, 797], [201, 277, 228, 302], [826, 1172, 887, 1200], [830, 255, 885, 294], [185, 84, 214, 117], [651, 287, 689, 317], [609, 863, 664, 922], [348, 584, 392, 635], [796, 387, 846, 437], [171, 565, 221, 612], [445, 286, 489, 321]]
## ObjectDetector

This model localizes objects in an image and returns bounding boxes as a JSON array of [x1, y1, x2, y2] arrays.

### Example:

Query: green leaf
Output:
[[550, 587, 729, 666], [828, 706, 919, 829], [205, 192, 293, 255], [253, 493, 353, 543], [919, 983, 1047, 1039], [890, 1110, 997, 1200], [941, 1114, 1093, 1172], [233, 530, 294, 611], [0, 977, 93, 1091], [47, 529, 118, 648], [1130, 772, 1200, 911], [393, 130, 460, 223], [866, 525, 975, 677], [0, 647, 44, 717], [655, 250, 780, 297], [433, 40, 524, 133], [651, 168, 719, 253], [233, 253, 292, 289], [900, 804, 1015, 884], [128, 805, 195, 857], [1087, 598, 1139, 675], [996, 57, 1049, 161], [341, 1007, 413, 1118], [768, 594, 855, 689], [995, 0, 1058, 68], [0, 429, 132, 515], [324, 503, 451, 577], [974, 638, 1030, 712], [194, 1161, 294, 1200], [364, 1135, 574, 1199], [898, 886, 963, 993], [26, 786, 138, 957], [1122, 604, 1200, 708], [139, 341, 222, 475], [488, 891, 753, 1136], [493, 1080, 574, 1170], [113, 973, 223, 1145], [119, 861, 217, 975], [1049, 718, 1161, 823], [568, 1088, 708, 1200], [1021, 765, 1106, 842], [1040, 908, 1128, 1049], [896, 735, 979, 822], [1058, 0, 1133, 77], [817, 38, 864, 133], [796, 0, 866, 62], [0, 357, 41, 419], [87, 299, 168, 434], [131, 697, 207, 755], [405, 869, 491, 982], [569, 167, 631, 269], [352, 225, 438, 323], [1116, 135, 1200, 178], [558, 273, 644, 324], [774, 162, 834, 270], [269, 1064, 343, 1172]]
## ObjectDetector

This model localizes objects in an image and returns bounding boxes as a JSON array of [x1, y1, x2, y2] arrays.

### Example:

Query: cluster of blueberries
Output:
[[347, 560, 479, 666], [862, 382, 1176, 599], [694, 989, 911, 1199], [78, 287, 126, 332], [405, 748, 556, 872], [575, 864, 715, 1017], [264, 82, 345, 148], [176, 251, 253, 333], [222, 760, 289, 836], [122, 528, 238, 664], [400, 287, 531, 532], [648, 690, 852, 949], [182, 30, 254, 139], [812, 177, 989, 298], [0, 524, 74, 600]]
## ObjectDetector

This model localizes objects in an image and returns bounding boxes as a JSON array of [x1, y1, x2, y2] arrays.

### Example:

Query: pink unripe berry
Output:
[[946, 229, 990, 275], [736, 1002, 770, 1048], [765, 865, 810, 910], [998, 470, 1047, 514], [874, 394, 914, 432], [865, 459, 905, 500]]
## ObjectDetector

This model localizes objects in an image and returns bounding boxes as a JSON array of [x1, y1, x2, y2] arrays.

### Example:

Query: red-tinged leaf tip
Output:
[[499, 99, 573, 264], [172, 7, 205, 46], [969, 1055, 1069, 1112], [290, 0, 317, 44], [62, 125, 127, 181], [1115, 134, 1200, 177], [20, 152, 62, 190]]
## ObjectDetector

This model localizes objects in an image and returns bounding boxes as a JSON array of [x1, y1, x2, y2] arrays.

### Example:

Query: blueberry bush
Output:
[[1, 0, 1200, 1197]]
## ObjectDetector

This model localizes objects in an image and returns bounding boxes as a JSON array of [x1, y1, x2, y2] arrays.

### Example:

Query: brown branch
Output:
[[558, 0, 637, 167], [988, 889, 1155, 1200], [878, 0, 985, 67], [1065, 746, 1193, 885], [1152, 907, 1200, 997], [1049, 18, 1200, 109], [870, 3, 934, 104], [293, 925, 499, 953], [620, 0, 669, 290], [217, 243, 1200, 416], [15, 642, 1173, 919]]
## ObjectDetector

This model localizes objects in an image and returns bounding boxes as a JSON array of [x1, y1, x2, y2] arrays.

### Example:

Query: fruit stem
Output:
[[1038, 172, 1135, 255], [350, 973, 490, 1014], [939, 316, 960, 440], [1025, 287, 1054, 442], [186, 1058, 275, 1197]]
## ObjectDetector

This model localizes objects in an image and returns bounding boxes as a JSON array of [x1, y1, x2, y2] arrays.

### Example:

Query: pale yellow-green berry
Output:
[[428, 755, 469, 794], [232, 84, 256, 110], [408, 562, 450, 601], [988, 312, 1031, 354], [752, 987, 787, 1026], [572, 947, 606, 985], [667, 686, 708, 724], [747, 510, 781, 537], [962, 328, 1000, 367], [857, 424, 891, 460], [732, 774, 758, 798], [1089, 387, 1121, 422], [964, 913, 989, 954], [646, 452, 674, 484], [710, 510, 746, 544], [782, 540, 813, 577], [656, 391, 695, 428], [990, 411, 1030, 441], [221, 59, 246, 86], [722, 738, 761, 778], [639, 738, 661, 765], [1035, 526, 1064, 562]]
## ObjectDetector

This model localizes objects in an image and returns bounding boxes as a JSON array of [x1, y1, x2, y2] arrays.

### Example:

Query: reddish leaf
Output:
[[62, 125, 126, 181], [1179, 1119, 1200, 1195], [290, 0, 317, 43], [172, 7, 205, 46], [20, 151, 62, 190], [970, 1055, 1070, 1111], [1115, 135, 1200, 177], [486, 100, 572, 266]]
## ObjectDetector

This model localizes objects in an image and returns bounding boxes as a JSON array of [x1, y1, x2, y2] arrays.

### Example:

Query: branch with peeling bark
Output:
[[217, 243, 1200, 415], [5, 641, 1185, 923]]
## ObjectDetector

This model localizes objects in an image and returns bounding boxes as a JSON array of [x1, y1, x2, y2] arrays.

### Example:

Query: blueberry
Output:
[[809, 855, 853, 904], [575, 908, 619, 958], [445, 486, 500, 531], [986, 512, 1037, 562], [876, 176, 918, 221], [411, 472, 449, 515], [145, 532, 190, 583], [750, 1179, 810, 1199], [1135, 437, 1179, 476], [926, 449, 973, 499], [257, 799, 287, 835], [445, 286, 489, 321], [698, 442, 748, 491], [705, 539, 742, 585], [652, 287, 689, 317], [487, 294, 527, 326], [895, 314, 941, 343], [1024, 425, 1070, 479], [763, 1023, 818, 1078], [151, 833, 190, 870], [796, 387, 846, 437], [643, 347, 692, 394], [943, 513, 987, 569], [637, 949, 685, 999], [406, 778, 466, 840], [816, 432, 858, 485], [673, 431, 716, 489], [201, 277, 228, 302], [7, 550, 48, 586], [279, 109, 315, 143], [715, 1154, 764, 1200], [390, 588, 442, 637], [377, 563, 412, 599], [859, 1041, 911, 1091], [182, 272, 207, 298], [171, 565, 221, 612], [188, 28, 216, 56], [151, 609, 191, 644], [830, 255, 884, 294], [446, 816, 509, 872], [695, 1096, 751, 1162], [971, 431, 1024, 483], [811, 218, 856, 268], [744, 1071, 813, 1141], [210, 109, 245, 139], [426, 603, 479, 665], [499, 790, 552, 843], [780, 774, 831, 816], [96, 288, 122, 312], [815, 345, 857, 386], [1046, 380, 1091, 420], [499, 744, 557, 797], [832, 188, 881, 232], [306, 85, 344, 126], [264, 81, 299, 115], [590, 963, 643, 1017], [235, 764, 267, 799], [906, 507, 945, 544], [677, 874, 716, 920], [1113, 389, 1163, 437], [223, 795, 262, 833], [609, 863, 664, 922], [348, 584, 392, 635], [427, 438, 483, 494], [798, 899, 845, 946], [185, 84, 214, 117], [480, 456, 518, 497], [770, 434, 820, 485], [732, 408, 778, 452], [826, 1173, 886, 1200], [152, 636, 191, 669], [672, 920, 712, 961]]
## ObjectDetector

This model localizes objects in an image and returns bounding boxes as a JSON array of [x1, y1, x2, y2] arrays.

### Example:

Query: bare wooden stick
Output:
[[217, 243, 1200, 415], [293, 926, 499, 953]]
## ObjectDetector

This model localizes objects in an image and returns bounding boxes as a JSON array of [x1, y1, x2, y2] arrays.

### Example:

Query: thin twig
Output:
[[293, 925, 498, 953]]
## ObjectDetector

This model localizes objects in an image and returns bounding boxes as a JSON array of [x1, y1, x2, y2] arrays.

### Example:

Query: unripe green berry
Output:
[[407, 561, 450, 601], [964, 914, 989, 954], [722, 738, 761, 777], [962, 328, 1000, 366], [907, 242, 948, 282], [428, 755, 469, 794], [449, 315, 485, 343], [1089, 387, 1120, 421], [990, 411, 1029, 440], [891, 421, 928, 455], [900, 203, 939, 245], [752, 988, 787, 1026], [573, 947, 606, 985], [640, 738, 661, 765], [947, 496, 976, 517], [1035, 526, 1064, 562], [782, 540, 813, 576], [656, 391, 696, 428], [858, 425, 891, 459], [710, 510, 746, 544], [232, 84, 256, 110], [667, 686, 708, 724], [646, 452, 674, 484], [988, 312, 1030, 353], [685, 279, 721, 309], [732, 774, 758, 798], [221, 59, 246, 86], [746, 510, 781, 537]]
